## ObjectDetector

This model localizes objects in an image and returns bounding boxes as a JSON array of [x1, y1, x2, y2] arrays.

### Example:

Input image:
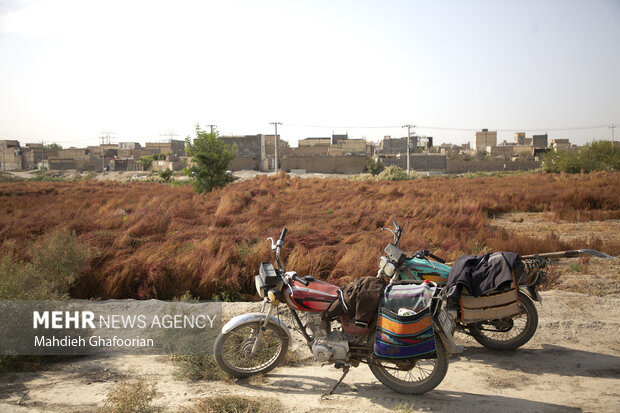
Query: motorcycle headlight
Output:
[[254, 275, 265, 298], [378, 256, 397, 277], [378, 256, 388, 270], [383, 261, 397, 277]]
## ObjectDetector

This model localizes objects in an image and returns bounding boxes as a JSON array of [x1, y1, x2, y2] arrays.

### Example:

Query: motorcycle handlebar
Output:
[[428, 253, 446, 264], [293, 274, 310, 286], [409, 249, 447, 264]]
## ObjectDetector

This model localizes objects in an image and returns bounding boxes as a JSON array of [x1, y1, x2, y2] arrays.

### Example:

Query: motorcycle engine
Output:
[[311, 331, 350, 363]]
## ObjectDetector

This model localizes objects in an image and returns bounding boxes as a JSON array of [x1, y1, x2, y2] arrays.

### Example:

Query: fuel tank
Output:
[[401, 258, 451, 285], [283, 278, 339, 312]]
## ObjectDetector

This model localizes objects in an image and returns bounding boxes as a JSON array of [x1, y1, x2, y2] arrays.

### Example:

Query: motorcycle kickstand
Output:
[[321, 363, 350, 399]]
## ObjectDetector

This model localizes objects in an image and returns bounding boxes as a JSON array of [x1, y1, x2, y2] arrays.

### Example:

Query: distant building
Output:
[[118, 142, 142, 158], [298, 137, 331, 147], [220, 134, 288, 172], [489, 146, 513, 157], [532, 134, 548, 149], [420, 136, 433, 151], [514, 132, 526, 145], [288, 146, 329, 156], [512, 145, 534, 157], [474, 129, 497, 152], [220, 134, 263, 171], [0, 140, 22, 170], [378, 136, 408, 154], [330, 138, 368, 155], [145, 139, 186, 156], [331, 133, 348, 145], [550, 139, 571, 151]]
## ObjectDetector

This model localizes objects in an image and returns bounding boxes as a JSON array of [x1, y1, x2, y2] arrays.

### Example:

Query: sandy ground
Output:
[[0, 290, 618, 413], [0, 215, 618, 412]]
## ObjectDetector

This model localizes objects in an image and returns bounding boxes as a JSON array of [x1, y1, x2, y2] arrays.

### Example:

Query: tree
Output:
[[475, 150, 489, 161], [542, 140, 620, 173], [43, 143, 62, 151], [579, 140, 620, 172], [158, 168, 173, 183], [184, 125, 236, 193], [139, 155, 155, 170], [366, 158, 385, 175]]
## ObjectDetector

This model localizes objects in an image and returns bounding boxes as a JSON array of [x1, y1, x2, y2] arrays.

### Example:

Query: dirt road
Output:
[[1, 288, 618, 413]]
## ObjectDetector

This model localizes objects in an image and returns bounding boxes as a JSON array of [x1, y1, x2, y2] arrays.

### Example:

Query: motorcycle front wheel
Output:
[[369, 336, 449, 395], [468, 291, 538, 350], [214, 319, 289, 378]]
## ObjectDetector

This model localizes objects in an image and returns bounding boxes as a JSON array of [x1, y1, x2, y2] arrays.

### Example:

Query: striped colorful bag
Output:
[[374, 283, 437, 359]]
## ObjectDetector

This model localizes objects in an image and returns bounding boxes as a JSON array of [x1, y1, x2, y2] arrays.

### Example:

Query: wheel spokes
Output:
[[222, 324, 283, 372], [379, 358, 437, 383]]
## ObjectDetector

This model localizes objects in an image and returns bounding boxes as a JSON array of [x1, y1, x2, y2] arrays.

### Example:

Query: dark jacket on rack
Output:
[[323, 276, 387, 327], [447, 251, 521, 297]]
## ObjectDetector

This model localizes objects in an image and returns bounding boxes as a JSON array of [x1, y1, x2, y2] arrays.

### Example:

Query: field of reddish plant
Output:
[[1, 172, 619, 300]]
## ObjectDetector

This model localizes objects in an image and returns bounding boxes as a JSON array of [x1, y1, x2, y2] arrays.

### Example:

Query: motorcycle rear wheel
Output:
[[468, 291, 538, 350], [214, 320, 289, 378], [369, 336, 449, 394]]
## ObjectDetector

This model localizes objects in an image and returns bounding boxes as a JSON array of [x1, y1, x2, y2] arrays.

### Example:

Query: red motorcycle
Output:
[[214, 228, 459, 395]]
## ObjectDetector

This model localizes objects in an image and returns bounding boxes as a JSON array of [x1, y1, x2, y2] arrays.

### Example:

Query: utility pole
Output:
[[610, 124, 616, 144], [41, 140, 45, 170], [270, 122, 281, 174], [100, 135, 105, 174], [99, 130, 114, 174], [206, 124, 217, 135], [402, 124, 414, 174]]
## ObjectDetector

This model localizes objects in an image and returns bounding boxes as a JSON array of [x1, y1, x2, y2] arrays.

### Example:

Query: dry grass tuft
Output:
[[98, 375, 158, 413], [183, 395, 282, 413]]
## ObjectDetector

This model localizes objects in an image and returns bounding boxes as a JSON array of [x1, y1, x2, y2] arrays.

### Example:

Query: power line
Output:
[[282, 123, 612, 133], [284, 123, 400, 129]]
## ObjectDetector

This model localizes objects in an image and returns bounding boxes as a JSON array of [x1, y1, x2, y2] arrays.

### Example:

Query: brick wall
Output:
[[229, 156, 259, 171], [446, 160, 541, 173], [281, 155, 367, 174], [381, 154, 447, 171]]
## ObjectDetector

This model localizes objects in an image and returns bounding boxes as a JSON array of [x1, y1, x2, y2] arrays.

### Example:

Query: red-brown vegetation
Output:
[[1, 172, 619, 300]]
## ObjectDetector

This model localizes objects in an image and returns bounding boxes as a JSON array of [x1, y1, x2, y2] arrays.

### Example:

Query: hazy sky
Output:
[[1, 0, 619, 148]]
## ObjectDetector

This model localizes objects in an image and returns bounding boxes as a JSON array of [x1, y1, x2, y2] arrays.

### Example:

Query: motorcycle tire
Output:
[[369, 335, 449, 394], [468, 291, 538, 351], [214, 319, 289, 378]]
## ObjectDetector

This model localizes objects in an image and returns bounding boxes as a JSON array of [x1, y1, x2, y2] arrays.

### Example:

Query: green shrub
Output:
[[158, 168, 173, 183], [377, 165, 410, 181], [0, 229, 90, 300], [139, 156, 155, 170], [365, 158, 385, 175]]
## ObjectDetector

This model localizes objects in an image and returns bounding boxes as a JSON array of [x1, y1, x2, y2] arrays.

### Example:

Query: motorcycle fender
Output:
[[221, 312, 292, 341], [519, 286, 542, 304]]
